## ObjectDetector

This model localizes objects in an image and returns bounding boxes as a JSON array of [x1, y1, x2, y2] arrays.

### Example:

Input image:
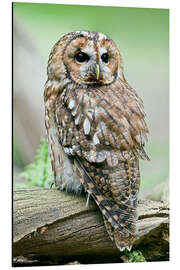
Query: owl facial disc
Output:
[[61, 31, 120, 86]]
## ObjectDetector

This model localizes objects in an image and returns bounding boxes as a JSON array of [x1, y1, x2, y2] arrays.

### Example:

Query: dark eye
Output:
[[101, 53, 109, 63], [75, 52, 90, 63]]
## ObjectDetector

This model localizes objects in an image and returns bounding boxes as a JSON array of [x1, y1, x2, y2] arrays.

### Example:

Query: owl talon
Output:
[[126, 245, 132, 252]]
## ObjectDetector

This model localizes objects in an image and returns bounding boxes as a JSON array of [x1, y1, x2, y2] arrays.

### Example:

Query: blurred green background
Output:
[[13, 3, 169, 197]]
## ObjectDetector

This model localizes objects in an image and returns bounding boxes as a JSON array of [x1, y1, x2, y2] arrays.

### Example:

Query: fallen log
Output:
[[13, 187, 169, 265]]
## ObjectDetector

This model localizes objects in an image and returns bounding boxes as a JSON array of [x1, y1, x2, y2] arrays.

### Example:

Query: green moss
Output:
[[20, 138, 54, 188], [124, 250, 146, 263]]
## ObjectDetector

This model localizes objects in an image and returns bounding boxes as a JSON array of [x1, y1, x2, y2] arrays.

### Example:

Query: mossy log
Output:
[[13, 188, 169, 265]]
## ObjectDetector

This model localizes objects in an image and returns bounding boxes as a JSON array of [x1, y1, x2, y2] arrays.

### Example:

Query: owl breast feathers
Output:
[[44, 31, 149, 252]]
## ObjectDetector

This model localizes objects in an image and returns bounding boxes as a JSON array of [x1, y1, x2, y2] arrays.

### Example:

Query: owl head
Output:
[[47, 31, 124, 86]]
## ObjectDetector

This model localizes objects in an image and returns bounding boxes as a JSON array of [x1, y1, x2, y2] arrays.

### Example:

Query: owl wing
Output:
[[73, 156, 140, 251], [54, 81, 149, 251]]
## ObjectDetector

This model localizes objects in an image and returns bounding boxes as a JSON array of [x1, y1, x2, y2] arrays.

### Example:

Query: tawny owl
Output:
[[44, 31, 149, 252]]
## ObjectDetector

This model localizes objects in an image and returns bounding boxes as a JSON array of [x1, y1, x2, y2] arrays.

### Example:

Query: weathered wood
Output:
[[13, 188, 169, 264]]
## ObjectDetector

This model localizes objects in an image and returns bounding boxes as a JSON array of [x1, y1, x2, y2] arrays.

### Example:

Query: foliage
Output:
[[13, 135, 24, 168], [20, 138, 54, 188], [124, 250, 146, 263]]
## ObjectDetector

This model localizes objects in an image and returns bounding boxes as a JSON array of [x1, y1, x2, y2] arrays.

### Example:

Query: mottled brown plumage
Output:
[[44, 31, 149, 252]]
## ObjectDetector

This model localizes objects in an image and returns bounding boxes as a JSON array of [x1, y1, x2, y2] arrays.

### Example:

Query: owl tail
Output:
[[103, 216, 136, 252], [74, 157, 138, 251]]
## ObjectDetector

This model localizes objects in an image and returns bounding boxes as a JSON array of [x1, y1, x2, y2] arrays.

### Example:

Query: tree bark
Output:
[[13, 187, 169, 265]]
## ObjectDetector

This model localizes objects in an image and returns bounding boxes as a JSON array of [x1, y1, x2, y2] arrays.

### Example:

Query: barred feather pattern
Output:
[[75, 158, 140, 251], [44, 31, 149, 252]]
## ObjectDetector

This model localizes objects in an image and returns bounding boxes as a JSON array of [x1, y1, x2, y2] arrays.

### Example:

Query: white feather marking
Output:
[[93, 133, 100, 145], [45, 80, 52, 88], [64, 147, 70, 155], [142, 133, 148, 143], [95, 150, 106, 163], [83, 117, 91, 135], [52, 79, 60, 86], [99, 47, 107, 56], [62, 120, 65, 127], [100, 121, 107, 133], [68, 99, 75, 110], [81, 47, 95, 57], [87, 110, 94, 120], [63, 147, 74, 155], [135, 134, 143, 145], [75, 114, 81, 125], [72, 105, 79, 116], [98, 32, 106, 40]]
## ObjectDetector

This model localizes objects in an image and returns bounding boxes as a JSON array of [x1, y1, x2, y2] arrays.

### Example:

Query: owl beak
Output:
[[95, 64, 100, 80]]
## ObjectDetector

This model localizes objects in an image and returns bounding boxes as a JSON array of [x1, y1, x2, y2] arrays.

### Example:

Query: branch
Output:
[[13, 188, 169, 265]]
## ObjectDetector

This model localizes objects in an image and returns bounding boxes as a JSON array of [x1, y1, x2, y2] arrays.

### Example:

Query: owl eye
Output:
[[75, 52, 90, 63], [101, 53, 109, 63]]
